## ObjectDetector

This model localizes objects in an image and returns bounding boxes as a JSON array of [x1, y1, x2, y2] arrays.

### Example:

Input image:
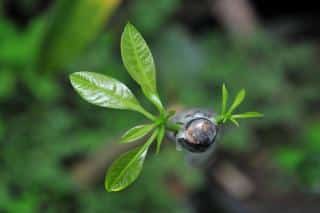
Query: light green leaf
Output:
[[227, 89, 246, 115], [230, 118, 239, 126], [121, 124, 156, 143], [232, 112, 264, 119], [221, 83, 228, 115], [70, 72, 143, 111], [156, 125, 165, 154], [105, 130, 158, 192], [121, 23, 163, 112]]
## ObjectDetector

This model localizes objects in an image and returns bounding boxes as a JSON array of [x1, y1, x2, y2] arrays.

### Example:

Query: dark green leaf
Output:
[[70, 72, 143, 111], [121, 124, 155, 143], [121, 23, 163, 112], [105, 130, 158, 192], [156, 125, 165, 154]]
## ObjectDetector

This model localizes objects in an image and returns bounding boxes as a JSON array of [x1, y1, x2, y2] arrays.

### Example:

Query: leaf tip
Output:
[[69, 71, 88, 87], [124, 21, 135, 32], [222, 83, 226, 89], [105, 181, 116, 192], [230, 118, 240, 127], [257, 112, 264, 117], [126, 21, 132, 26], [222, 83, 228, 94], [105, 173, 123, 192], [240, 88, 246, 97]]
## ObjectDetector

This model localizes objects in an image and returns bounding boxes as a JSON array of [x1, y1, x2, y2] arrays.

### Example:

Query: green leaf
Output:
[[105, 130, 158, 192], [70, 72, 143, 112], [156, 125, 165, 154], [105, 146, 147, 192], [121, 23, 163, 112], [121, 124, 156, 143], [230, 118, 239, 126], [227, 89, 246, 115], [221, 83, 228, 115], [232, 112, 264, 119], [38, 0, 120, 72]]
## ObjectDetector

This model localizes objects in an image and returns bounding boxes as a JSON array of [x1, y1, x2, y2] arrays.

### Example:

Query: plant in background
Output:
[[69, 23, 263, 192], [39, 0, 121, 73]]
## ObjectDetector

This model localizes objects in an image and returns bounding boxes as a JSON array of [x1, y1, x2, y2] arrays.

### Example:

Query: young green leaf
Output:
[[121, 23, 163, 112], [232, 112, 264, 119], [105, 146, 147, 192], [227, 89, 246, 116], [121, 124, 156, 143], [230, 118, 239, 126], [105, 130, 158, 192], [156, 125, 165, 154], [221, 83, 228, 115], [70, 72, 154, 119]]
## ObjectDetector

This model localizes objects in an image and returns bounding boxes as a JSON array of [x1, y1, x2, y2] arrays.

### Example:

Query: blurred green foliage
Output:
[[274, 122, 320, 190], [1, 0, 320, 211], [38, 0, 121, 73], [130, 0, 181, 35]]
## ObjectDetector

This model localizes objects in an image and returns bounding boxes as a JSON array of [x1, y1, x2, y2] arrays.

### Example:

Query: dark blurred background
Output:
[[0, 0, 320, 212]]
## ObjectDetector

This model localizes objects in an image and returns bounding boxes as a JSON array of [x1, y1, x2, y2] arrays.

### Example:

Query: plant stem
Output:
[[216, 115, 224, 124], [165, 121, 181, 132]]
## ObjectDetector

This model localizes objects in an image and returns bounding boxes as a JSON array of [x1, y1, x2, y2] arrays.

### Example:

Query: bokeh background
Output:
[[1, 0, 320, 212]]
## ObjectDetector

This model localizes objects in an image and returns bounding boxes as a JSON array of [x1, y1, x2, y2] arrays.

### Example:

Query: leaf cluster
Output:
[[217, 84, 263, 126], [70, 23, 178, 192]]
